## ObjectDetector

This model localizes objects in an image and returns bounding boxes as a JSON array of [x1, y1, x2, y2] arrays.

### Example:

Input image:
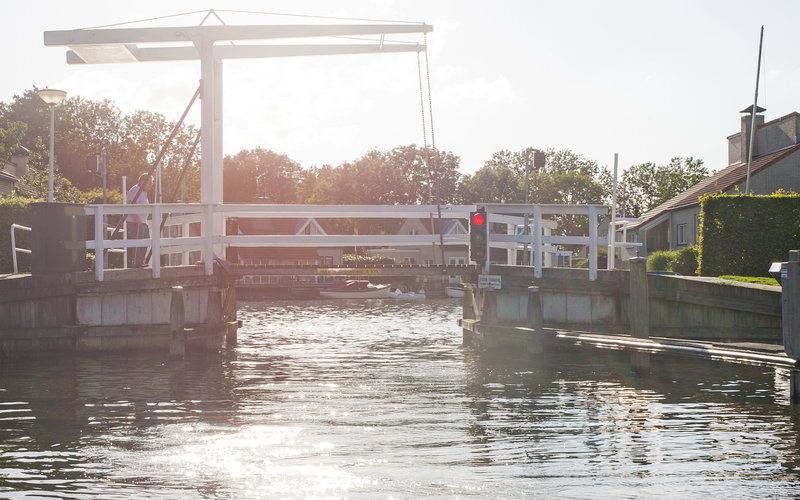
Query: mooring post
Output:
[[169, 286, 185, 359], [628, 256, 650, 374], [782, 250, 800, 402], [526, 285, 545, 353], [224, 285, 238, 346], [207, 287, 223, 350], [482, 289, 498, 326]]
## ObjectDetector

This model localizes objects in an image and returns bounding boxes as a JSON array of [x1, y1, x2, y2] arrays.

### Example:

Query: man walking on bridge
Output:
[[126, 173, 153, 268]]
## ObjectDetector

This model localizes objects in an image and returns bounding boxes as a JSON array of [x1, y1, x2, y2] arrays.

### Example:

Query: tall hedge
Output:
[[699, 193, 800, 276], [0, 195, 36, 274]]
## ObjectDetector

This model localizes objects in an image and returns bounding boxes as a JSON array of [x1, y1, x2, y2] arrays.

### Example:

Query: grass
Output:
[[718, 275, 780, 286]]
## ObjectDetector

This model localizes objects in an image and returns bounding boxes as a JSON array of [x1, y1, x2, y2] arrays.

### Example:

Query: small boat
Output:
[[390, 288, 426, 299], [319, 280, 391, 299], [445, 284, 465, 298]]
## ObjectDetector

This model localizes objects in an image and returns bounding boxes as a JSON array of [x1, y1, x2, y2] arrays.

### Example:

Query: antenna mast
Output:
[[745, 25, 764, 195]]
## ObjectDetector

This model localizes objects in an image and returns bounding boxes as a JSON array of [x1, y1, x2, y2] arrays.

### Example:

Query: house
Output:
[[228, 217, 343, 267], [0, 146, 30, 195], [631, 106, 800, 255], [368, 218, 469, 266]]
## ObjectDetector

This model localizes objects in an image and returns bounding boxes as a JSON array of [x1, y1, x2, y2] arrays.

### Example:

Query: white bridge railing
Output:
[[83, 203, 631, 282]]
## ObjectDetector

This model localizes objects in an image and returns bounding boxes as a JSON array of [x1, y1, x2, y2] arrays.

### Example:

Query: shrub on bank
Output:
[[342, 254, 395, 266], [699, 192, 800, 276], [672, 246, 699, 275], [646, 247, 699, 275], [647, 250, 675, 272]]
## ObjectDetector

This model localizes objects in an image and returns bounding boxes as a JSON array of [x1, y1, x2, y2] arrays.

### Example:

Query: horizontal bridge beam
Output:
[[66, 43, 425, 64], [45, 24, 433, 46], [231, 264, 478, 277]]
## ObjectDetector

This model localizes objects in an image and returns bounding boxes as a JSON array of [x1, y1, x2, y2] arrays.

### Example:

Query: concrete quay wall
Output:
[[0, 267, 236, 355], [481, 265, 782, 342]]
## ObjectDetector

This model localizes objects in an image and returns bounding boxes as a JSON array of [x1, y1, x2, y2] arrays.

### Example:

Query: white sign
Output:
[[478, 274, 502, 290]]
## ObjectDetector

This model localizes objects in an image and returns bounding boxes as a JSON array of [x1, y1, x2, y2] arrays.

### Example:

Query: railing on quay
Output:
[[10, 223, 31, 274], [83, 202, 630, 282]]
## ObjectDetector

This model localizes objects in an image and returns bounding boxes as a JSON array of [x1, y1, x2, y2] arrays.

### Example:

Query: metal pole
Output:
[[524, 158, 530, 266], [102, 150, 107, 204], [608, 153, 618, 270], [745, 25, 764, 195], [47, 104, 55, 202]]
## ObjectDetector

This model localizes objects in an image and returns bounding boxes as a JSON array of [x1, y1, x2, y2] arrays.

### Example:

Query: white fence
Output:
[[83, 203, 633, 282]]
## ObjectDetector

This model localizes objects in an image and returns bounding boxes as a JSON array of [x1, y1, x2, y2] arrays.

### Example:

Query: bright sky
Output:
[[4, 1, 800, 176]]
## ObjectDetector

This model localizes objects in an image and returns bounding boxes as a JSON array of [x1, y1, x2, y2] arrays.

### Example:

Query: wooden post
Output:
[[527, 286, 545, 353], [628, 257, 650, 338], [782, 250, 800, 358], [482, 289, 497, 326], [790, 370, 800, 403], [207, 287, 223, 350], [526, 286, 543, 330], [628, 257, 650, 374], [169, 286, 185, 358], [224, 285, 238, 346]]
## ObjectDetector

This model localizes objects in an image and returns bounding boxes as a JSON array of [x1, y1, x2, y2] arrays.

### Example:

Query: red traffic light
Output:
[[472, 213, 485, 226]]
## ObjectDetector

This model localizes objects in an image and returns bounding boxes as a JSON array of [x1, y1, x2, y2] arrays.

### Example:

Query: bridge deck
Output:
[[230, 264, 481, 277]]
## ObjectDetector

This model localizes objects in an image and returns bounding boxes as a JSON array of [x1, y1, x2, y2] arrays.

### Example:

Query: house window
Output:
[[677, 223, 687, 245], [408, 228, 418, 235], [448, 257, 466, 265]]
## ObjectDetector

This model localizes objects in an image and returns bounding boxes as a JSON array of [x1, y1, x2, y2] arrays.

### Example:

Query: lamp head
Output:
[[38, 88, 67, 106]]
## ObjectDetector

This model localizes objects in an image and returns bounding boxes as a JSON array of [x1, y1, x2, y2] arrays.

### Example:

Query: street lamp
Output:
[[37, 88, 67, 202]]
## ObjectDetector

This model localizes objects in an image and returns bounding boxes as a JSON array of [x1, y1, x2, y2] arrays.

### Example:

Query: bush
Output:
[[672, 246, 699, 275], [0, 194, 36, 274], [647, 250, 675, 272], [699, 193, 800, 276], [342, 253, 395, 266]]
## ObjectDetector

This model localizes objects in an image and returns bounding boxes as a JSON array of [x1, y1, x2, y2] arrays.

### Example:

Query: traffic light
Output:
[[470, 209, 487, 263]]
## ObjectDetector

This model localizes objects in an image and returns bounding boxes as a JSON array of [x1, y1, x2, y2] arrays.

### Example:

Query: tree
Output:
[[305, 145, 461, 206], [0, 121, 27, 165], [457, 148, 608, 206], [0, 87, 201, 202], [23, 138, 86, 202], [620, 157, 709, 217], [223, 148, 303, 203]]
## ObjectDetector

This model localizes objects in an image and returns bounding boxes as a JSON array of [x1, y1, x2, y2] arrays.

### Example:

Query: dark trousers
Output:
[[127, 221, 150, 267]]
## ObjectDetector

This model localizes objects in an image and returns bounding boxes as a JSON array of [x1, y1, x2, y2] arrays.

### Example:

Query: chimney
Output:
[[734, 104, 765, 164]]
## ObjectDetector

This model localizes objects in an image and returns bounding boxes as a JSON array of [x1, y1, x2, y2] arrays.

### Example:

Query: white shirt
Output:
[[126, 184, 149, 224]]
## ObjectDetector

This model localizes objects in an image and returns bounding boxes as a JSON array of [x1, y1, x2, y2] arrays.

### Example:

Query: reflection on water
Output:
[[1, 299, 800, 497]]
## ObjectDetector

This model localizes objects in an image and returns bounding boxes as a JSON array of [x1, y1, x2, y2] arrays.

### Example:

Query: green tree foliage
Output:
[[22, 138, 86, 203], [306, 146, 460, 205], [458, 148, 608, 205], [0, 87, 200, 203], [620, 157, 709, 217], [0, 121, 27, 165], [223, 148, 303, 203], [458, 148, 609, 235]]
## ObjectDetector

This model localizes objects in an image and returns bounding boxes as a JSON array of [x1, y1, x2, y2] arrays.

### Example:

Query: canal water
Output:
[[2, 299, 800, 498]]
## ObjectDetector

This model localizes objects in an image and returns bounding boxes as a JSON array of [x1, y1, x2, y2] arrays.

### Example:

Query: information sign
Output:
[[478, 274, 501, 290]]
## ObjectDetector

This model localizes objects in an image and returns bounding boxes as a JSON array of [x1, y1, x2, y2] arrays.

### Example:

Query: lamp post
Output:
[[37, 88, 67, 203]]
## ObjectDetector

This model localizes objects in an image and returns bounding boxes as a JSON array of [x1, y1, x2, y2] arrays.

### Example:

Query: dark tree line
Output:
[[1, 87, 709, 218]]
